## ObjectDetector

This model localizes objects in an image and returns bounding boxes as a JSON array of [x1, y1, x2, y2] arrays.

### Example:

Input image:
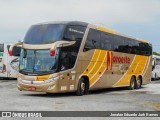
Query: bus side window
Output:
[[60, 52, 70, 71], [0, 44, 4, 52], [100, 33, 112, 50], [112, 35, 125, 52], [59, 46, 78, 71], [84, 29, 101, 51], [63, 25, 86, 41]]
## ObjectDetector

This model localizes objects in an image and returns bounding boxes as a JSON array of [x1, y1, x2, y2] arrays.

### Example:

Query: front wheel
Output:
[[76, 78, 86, 96]]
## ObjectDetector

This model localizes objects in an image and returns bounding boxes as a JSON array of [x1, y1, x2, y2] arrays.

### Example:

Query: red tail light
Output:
[[50, 50, 56, 56], [9, 51, 13, 56]]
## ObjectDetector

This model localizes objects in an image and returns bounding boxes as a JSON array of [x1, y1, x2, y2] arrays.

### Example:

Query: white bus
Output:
[[152, 55, 160, 80], [0, 43, 21, 79]]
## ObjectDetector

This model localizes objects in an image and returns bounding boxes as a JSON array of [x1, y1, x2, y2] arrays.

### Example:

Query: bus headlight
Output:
[[18, 76, 59, 85]]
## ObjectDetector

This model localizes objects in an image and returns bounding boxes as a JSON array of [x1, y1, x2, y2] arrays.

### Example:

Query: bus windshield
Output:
[[19, 49, 58, 75], [24, 24, 65, 44]]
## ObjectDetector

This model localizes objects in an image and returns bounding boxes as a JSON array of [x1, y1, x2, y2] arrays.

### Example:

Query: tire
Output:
[[128, 76, 136, 90], [76, 78, 86, 96], [46, 92, 53, 95], [154, 73, 157, 80], [136, 77, 142, 89]]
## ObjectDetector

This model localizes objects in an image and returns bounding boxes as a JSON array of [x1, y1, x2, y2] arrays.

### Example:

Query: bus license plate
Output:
[[28, 86, 36, 91]]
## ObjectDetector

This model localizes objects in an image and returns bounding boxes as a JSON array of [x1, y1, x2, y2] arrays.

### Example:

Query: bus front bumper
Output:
[[17, 77, 59, 93]]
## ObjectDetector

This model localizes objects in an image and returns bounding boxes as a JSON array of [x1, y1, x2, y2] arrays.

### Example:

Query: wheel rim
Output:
[[131, 79, 135, 88], [81, 82, 85, 94], [137, 80, 141, 88]]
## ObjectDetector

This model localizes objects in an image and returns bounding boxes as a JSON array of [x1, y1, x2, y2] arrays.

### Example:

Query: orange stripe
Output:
[[90, 51, 113, 87], [81, 50, 99, 76], [90, 51, 107, 86]]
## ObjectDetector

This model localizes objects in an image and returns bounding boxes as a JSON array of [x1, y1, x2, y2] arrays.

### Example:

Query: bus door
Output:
[[58, 47, 77, 92], [0, 52, 4, 73]]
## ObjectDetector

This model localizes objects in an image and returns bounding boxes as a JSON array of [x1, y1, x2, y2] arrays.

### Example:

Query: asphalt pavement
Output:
[[0, 79, 160, 111]]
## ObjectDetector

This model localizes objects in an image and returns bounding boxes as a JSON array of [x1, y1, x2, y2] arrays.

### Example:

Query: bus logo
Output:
[[106, 51, 113, 70], [113, 56, 130, 64], [106, 51, 131, 70]]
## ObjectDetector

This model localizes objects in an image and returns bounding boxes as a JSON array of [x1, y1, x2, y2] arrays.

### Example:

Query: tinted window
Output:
[[112, 35, 125, 52], [101, 33, 113, 50], [63, 26, 86, 41], [59, 45, 79, 71], [0, 44, 4, 52], [84, 29, 101, 51], [138, 42, 152, 56], [24, 24, 65, 44], [83, 28, 152, 56]]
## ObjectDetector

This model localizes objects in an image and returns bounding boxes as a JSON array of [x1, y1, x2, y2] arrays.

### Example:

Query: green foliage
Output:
[[153, 52, 160, 56]]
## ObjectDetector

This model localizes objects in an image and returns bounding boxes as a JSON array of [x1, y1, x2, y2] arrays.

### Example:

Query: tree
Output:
[[153, 52, 160, 56]]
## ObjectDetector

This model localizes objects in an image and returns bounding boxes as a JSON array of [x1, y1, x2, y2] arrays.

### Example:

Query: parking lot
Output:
[[0, 79, 160, 111]]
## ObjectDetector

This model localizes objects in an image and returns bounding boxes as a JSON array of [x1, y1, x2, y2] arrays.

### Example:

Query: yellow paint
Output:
[[82, 50, 100, 75], [87, 50, 106, 78], [81, 49, 148, 87], [81, 50, 115, 87], [97, 26, 116, 34], [137, 38, 149, 43], [89, 51, 113, 86], [113, 55, 148, 87], [36, 75, 50, 81], [79, 24, 150, 88], [89, 51, 107, 85], [90, 58, 107, 86], [134, 56, 147, 74]]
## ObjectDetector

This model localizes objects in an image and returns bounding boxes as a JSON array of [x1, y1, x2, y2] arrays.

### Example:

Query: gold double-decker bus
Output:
[[10, 21, 152, 96]]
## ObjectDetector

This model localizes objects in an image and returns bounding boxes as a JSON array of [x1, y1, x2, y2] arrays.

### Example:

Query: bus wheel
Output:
[[154, 73, 157, 80], [76, 78, 86, 96], [128, 77, 136, 90], [136, 77, 142, 89]]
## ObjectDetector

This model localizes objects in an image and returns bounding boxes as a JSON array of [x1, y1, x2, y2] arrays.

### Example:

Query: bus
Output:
[[152, 55, 160, 80], [0, 43, 21, 79], [9, 21, 152, 95]]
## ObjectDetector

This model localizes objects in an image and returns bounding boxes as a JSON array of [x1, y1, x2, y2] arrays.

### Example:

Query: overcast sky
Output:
[[0, 0, 160, 52]]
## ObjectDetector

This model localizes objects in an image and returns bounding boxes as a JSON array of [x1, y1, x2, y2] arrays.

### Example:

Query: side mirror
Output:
[[9, 42, 23, 56], [50, 41, 76, 56]]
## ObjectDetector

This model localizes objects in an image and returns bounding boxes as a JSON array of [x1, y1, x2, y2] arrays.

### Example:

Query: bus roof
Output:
[[97, 25, 150, 44], [34, 21, 150, 44], [35, 21, 88, 27]]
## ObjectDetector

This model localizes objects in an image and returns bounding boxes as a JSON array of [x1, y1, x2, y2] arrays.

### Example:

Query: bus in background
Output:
[[0, 43, 21, 79], [10, 21, 152, 96], [152, 55, 160, 80]]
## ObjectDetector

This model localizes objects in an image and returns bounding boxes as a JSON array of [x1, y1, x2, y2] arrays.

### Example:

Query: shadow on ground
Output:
[[21, 86, 148, 98]]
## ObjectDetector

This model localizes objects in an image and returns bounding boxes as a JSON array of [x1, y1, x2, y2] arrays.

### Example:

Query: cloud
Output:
[[0, 0, 160, 43], [0, 0, 160, 29]]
